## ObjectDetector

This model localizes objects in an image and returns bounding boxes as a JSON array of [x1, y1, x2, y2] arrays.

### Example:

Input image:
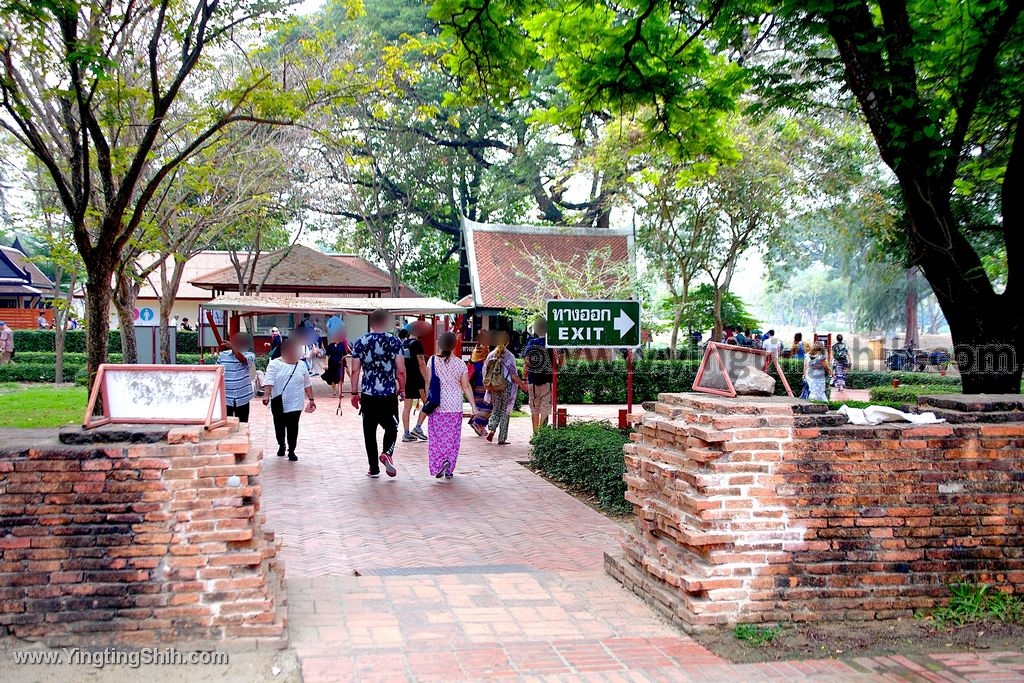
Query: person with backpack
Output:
[[482, 331, 528, 444], [350, 309, 407, 478], [831, 333, 851, 392], [522, 316, 561, 433]]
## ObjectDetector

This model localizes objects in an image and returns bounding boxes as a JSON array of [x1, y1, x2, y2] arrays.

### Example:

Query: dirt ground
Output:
[[2, 644, 301, 683], [693, 618, 1024, 664]]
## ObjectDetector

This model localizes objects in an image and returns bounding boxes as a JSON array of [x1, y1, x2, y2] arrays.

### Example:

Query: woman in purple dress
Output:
[[426, 333, 479, 479]]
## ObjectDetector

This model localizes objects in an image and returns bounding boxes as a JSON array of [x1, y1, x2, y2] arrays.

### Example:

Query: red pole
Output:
[[627, 348, 634, 415], [551, 349, 559, 428]]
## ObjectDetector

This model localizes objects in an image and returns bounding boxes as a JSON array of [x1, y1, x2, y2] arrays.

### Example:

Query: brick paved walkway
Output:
[[252, 386, 1024, 682]]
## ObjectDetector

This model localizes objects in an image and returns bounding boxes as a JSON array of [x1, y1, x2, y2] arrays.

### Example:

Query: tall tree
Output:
[[0, 1, 298, 384]]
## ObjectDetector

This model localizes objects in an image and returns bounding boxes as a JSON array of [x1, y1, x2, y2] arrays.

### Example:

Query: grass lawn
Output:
[[0, 383, 88, 428]]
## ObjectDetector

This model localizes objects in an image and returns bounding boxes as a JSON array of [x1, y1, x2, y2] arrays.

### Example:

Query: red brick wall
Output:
[[0, 420, 286, 645], [607, 393, 1024, 627]]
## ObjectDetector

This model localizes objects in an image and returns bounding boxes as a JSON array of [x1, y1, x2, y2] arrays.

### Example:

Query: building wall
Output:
[[608, 393, 1024, 627], [0, 420, 286, 645]]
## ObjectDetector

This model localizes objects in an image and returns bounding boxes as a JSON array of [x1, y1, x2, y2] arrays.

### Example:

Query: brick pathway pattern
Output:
[[251, 388, 1024, 682]]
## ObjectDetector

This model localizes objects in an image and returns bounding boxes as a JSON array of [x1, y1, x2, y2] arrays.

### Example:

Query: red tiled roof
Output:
[[463, 218, 632, 309], [190, 244, 412, 295]]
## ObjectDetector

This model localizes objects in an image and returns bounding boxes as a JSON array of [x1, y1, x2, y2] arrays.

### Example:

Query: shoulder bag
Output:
[[270, 362, 299, 413], [421, 357, 441, 415]]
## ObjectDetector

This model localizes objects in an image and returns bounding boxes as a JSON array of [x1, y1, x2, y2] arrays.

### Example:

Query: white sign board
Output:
[[84, 365, 227, 429]]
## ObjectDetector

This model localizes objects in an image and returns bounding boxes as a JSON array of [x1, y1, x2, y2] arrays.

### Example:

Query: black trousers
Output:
[[360, 393, 399, 474], [270, 399, 301, 454], [226, 402, 250, 423]]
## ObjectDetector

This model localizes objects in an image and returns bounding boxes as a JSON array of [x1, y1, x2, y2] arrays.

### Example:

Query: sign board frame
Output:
[[692, 342, 794, 398], [83, 364, 227, 430], [545, 299, 642, 349]]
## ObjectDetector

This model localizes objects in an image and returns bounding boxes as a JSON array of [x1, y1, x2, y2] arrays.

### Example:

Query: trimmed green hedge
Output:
[[868, 383, 962, 404], [530, 421, 631, 513], [845, 370, 960, 389], [11, 329, 200, 354], [553, 359, 806, 403]]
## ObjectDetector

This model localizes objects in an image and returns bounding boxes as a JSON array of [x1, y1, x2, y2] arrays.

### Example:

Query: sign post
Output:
[[546, 300, 642, 428]]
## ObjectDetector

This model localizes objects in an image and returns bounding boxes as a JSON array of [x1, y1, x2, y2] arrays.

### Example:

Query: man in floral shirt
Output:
[[350, 309, 407, 478]]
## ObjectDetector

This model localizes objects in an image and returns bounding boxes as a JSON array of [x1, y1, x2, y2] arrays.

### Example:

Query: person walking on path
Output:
[[401, 322, 430, 442], [262, 339, 316, 461], [350, 309, 406, 478], [523, 317, 559, 433], [483, 331, 528, 445], [268, 327, 283, 360], [322, 332, 350, 398], [831, 333, 851, 392], [425, 332, 479, 479], [804, 341, 832, 402], [792, 332, 807, 360], [216, 332, 256, 423], [467, 331, 493, 436], [0, 321, 13, 365]]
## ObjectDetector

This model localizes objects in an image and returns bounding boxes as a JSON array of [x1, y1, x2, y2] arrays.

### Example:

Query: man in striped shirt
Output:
[[217, 332, 256, 423]]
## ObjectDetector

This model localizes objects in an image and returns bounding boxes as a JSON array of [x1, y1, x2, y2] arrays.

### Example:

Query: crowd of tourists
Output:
[[216, 309, 558, 480]]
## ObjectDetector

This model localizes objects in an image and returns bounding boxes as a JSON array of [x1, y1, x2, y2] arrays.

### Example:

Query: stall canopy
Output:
[[203, 294, 466, 317]]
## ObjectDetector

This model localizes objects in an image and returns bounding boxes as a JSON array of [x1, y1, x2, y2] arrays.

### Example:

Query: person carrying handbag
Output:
[[262, 339, 316, 461], [422, 332, 479, 479]]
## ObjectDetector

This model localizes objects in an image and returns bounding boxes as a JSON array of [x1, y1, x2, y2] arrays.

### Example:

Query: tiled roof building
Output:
[[461, 216, 633, 311]]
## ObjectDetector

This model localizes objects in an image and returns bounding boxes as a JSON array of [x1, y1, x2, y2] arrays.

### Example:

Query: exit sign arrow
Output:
[[546, 300, 642, 349], [614, 309, 635, 339]]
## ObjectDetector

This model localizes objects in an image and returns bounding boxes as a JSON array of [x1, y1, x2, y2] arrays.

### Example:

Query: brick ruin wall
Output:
[[606, 393, 1024, 627], [0, 419, 286, 646]]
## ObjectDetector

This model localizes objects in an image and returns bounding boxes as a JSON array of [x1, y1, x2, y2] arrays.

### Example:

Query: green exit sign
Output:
[[546, 300, 641, 349]]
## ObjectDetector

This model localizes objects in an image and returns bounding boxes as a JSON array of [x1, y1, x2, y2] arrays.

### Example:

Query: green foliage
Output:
[[529, 422, 631, 513], [682, 284, 758, 333], [844, 370, 960, 390], [12, 330, 199, 354], [733, 624, 781, 647], [553, 358, 804, 404], [924, 583, 1024, 627], [0, 384, 89, 428], [868, 383, 961, 405]]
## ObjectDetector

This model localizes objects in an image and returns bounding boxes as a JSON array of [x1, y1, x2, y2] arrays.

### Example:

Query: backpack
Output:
[[483, 355, 508, 392]]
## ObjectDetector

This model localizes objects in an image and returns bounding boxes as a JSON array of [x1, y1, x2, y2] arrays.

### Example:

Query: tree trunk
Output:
[[669, 304, 683, 360], [114, 273, 139, 363], [902, 191, 1021, 393], [84, 272, 114, 390], [712, 285, 724, 343], [904, 269, 919, 347], [54, 320, 66, 384]]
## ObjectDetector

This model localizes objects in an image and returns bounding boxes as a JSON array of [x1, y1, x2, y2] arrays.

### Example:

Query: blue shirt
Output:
[[523, 337, 554, 385], [216, 350, 256, 407], [351, 332, 404, 396]]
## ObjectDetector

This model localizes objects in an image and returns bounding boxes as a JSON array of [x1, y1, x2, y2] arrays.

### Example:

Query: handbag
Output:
[[270, 363, 299, 412], [421, 357, 441, 415]]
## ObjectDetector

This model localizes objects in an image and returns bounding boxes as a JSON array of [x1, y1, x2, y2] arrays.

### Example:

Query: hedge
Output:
[[11, 329, 200, 354], [530, 421, 631, 513], [552, 358, 806, 403], [845, 370, 960, 389], [868, 383, 962, 404]]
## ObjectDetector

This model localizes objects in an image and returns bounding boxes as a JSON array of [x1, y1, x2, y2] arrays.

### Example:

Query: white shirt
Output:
[[264, 358, 312, 412], [763, 337, 782, 356], [428, 355, 468, 413]]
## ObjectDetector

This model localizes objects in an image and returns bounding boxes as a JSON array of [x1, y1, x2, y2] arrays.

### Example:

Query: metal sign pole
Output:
[[551, 350, 559, 428]]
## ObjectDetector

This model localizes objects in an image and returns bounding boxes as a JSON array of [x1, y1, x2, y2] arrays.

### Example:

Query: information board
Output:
[[84, 364, 226, 429]]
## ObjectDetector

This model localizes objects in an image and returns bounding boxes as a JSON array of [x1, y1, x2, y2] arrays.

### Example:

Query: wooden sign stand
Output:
[[84, 364, 228, 429], [692, 342, 794, 398]]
